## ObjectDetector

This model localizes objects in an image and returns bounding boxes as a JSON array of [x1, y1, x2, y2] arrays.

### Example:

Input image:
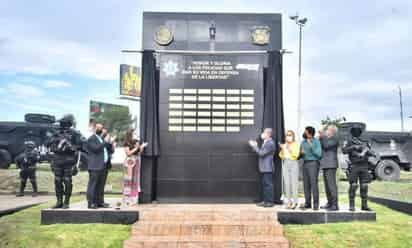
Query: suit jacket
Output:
[[252, 139, 276, 173], [87, 134, 106, 171], [319, 135, 339, 169]]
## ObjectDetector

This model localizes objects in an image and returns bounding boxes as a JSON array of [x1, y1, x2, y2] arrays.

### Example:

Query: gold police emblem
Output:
[[154, 25, 174, 46], [251, 26, 271, 45]]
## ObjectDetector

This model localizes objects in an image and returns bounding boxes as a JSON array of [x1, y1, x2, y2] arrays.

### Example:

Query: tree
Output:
[[94, 106, 134, 144], [320, 116, 347, 130]]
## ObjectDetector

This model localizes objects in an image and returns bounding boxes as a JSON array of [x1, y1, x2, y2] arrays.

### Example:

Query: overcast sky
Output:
[[0, 0, 411, 135]]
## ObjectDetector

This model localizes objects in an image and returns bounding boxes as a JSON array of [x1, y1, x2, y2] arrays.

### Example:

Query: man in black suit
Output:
[[96, 128, 116, 208], [86, 123, 108, 209]]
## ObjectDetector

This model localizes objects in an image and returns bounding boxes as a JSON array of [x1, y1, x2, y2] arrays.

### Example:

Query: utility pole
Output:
[[399, 86, 404, 132], [290, 13, 308, 138]]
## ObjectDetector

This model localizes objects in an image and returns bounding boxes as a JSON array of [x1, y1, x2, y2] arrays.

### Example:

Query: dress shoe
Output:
[[263, 203, 274, 208], [32, 192, 38, 197], [98, 203, 110, 208], [313, 206, 319, 211], [327, 205, 339, 211], [299, 203, 311, 210], [320, 203, 331, 209], [88, 203, 98, 209]]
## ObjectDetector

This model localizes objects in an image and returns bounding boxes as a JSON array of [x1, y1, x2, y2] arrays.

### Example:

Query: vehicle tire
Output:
[[375, 160, 401, 181], [0, 149, 12, 169]]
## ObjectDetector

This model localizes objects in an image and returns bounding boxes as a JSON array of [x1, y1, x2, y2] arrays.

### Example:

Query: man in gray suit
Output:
[[319, 125, 339, 211], [249, 128, 276, 208]]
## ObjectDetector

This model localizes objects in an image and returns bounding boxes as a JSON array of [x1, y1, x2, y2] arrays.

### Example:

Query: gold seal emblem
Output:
[[251, 26, 271, 45], [154, 25, 174, 46]]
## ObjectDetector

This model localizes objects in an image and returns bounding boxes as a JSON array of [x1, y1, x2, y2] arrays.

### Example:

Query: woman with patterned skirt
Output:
[[123, 129, 145, 206]]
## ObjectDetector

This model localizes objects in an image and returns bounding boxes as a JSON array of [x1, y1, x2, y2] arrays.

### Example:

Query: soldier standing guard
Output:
[[47, 114, 84, 209], [15, 141, 40, 197], [342, 124, 377, 211]]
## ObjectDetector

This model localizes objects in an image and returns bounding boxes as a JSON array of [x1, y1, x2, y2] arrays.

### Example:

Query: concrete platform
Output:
[[41, 198, 139, 225], [41, 199, 376, 226], [277, 207, 376, 224]]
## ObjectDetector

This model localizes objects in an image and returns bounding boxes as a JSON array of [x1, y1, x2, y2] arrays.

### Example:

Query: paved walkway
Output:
[[0, 195, 53, 216]]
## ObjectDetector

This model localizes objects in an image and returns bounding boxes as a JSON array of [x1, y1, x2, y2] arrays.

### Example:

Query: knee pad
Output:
[[54, 176, 63, 183], [63, 176, 72, 185], [360, 184, 368, 198], [349, 183, 358, 197], [350, 183, 358, 188], [63, 168, 73, 177], [54, 169, 64, 178]]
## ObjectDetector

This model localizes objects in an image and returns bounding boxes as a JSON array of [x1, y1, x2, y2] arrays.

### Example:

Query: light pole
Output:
[[290, 13, 308, 137]]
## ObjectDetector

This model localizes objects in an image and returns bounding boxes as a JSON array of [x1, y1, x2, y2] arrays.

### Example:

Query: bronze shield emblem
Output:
[[251, 26, 271, 45], [154, 25, 174, 46]]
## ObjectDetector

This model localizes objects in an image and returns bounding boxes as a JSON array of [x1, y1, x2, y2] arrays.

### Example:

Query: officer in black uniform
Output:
[[47, 114, 84, 209], [15, 141, 40, 197], [342, 124, 376, 211]]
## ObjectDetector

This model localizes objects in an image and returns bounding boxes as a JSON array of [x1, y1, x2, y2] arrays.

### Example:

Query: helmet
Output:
[[24, 141, 36, 150], [59, 114, 75, 128], [350, 123, 363, 138]]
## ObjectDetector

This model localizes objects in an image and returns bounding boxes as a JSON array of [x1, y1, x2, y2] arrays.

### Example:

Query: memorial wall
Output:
[[141, 12, 282, 202]]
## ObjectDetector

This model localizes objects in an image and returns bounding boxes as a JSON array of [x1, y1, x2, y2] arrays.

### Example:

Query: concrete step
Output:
[[124, 235, 289, 248], [124, 204, 289, 248], [131, 221, 283, 236], [138, 209, 278, 222]]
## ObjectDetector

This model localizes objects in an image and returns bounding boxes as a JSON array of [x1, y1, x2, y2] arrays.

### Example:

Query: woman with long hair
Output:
[[123, 128, 143, 206], [279, 130, 300, 209]]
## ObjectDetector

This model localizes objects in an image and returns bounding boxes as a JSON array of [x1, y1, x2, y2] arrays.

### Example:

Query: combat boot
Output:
[[349, 183, 358, 211], [31, 180, 38, 197], [361, 198, 372, 211], [360, 184, 372, 211], [62, 195, 70, 209], [16, 180, 26, 197], [53, 195, 63, 209], [349, 198, 355, 211]]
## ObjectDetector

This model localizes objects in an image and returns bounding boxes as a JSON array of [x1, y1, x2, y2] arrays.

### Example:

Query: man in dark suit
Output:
[[249, 128, 277, 208], [319, 125, 339, 211], [96, 128, 116, 208], [86, 123, 108, 209]]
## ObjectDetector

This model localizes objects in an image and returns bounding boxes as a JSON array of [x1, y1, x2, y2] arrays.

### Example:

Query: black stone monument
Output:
[[139, 12, 284, 203]]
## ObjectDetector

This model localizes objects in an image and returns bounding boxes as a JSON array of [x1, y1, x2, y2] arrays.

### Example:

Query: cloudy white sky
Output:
[[0, 0, 411, 135]]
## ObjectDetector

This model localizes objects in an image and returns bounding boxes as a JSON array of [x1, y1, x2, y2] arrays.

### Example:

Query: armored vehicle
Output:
[[338, 122, 411, 181], [0, 114, 87, 170]]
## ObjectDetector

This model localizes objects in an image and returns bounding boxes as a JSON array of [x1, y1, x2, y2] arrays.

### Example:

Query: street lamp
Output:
[[290, 13, 308, 138]]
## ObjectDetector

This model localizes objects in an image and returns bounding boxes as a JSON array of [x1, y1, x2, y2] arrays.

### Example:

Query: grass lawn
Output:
[[1, 166, 411, 248], [368, 171, 412, 202], [284, 195, 412, 248], [0, 164, 124, 194], [0, 195, 131, 248]]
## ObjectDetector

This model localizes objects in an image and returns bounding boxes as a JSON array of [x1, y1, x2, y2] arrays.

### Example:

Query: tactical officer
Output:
[[47, 114, 84, 209], [15, 141, 40, 197], [342, 124, 376, 211]]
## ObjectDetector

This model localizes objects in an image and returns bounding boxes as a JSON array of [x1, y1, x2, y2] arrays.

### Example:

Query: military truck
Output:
[[0, 114, 88, 170], [338, 122, 411, 181]]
